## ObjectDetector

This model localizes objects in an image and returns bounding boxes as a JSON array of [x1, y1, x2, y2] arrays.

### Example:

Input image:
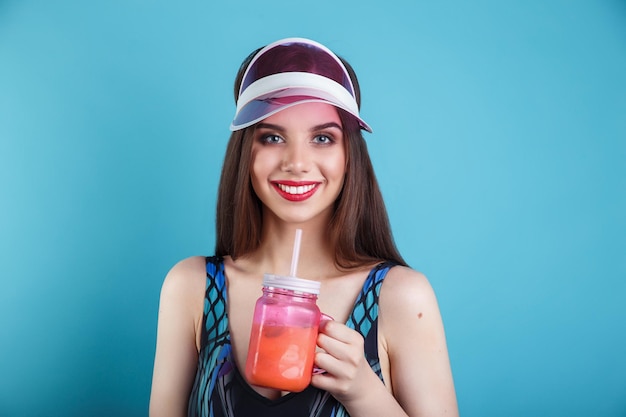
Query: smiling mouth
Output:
[[272, 182, 319, 201], [276, 183, 317, 195]]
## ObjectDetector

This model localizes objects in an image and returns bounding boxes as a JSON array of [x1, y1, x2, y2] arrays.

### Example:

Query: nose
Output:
[[281, 141, 310, 173]]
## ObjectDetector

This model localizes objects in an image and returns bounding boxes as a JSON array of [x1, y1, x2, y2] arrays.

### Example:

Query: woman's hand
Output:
[[311, 320, 371, 400], [310, 320, 405, 416]]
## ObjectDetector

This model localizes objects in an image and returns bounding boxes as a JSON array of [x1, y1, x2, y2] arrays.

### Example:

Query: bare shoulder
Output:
[[159, 256, 207, 310], [378, 265, 445, 345], [379, 265, 438, 312]]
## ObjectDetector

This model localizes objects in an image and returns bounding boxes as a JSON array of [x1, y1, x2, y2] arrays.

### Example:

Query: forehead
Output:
[[259, 102, 342, 128]]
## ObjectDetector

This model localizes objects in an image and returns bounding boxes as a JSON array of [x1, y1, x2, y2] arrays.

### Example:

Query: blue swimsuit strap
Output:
[[202, 256, 228, 347], [346, 261, 397, 379], [347, 261, 396, 333]]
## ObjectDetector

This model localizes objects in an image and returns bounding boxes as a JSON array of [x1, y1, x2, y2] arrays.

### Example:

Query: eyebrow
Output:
[[311, 122, 343, 132], [255, 122, 343, 132]]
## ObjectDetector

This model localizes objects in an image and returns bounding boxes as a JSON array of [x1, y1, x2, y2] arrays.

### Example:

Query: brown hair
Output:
[[215, 45, 407, 269]]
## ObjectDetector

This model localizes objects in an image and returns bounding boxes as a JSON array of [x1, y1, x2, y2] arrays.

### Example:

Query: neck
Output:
[[242, 217, 338, 281]]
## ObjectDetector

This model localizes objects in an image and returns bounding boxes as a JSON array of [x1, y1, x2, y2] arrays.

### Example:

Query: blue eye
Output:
[[313, 135, 333, 144], [262, 134, 284, 144]]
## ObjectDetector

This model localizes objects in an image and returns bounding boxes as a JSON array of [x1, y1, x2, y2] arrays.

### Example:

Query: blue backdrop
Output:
[[1, 1, 625, 416]]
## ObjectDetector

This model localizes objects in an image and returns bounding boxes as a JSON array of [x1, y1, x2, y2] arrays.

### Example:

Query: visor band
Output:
[[236, 72, 359, 115]]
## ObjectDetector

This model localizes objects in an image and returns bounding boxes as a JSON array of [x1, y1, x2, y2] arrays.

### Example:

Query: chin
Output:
[[271, 209, 332, 226]]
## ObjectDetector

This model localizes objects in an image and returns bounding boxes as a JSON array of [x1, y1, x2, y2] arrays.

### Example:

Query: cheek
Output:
[[250, 148, 279, 194], [249, 150, 265, 191], [250, 146, 267, 180], [326, 153, 347, 181]]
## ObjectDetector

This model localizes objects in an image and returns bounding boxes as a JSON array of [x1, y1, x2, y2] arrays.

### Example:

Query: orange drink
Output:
[[245, 322, 319, 392]]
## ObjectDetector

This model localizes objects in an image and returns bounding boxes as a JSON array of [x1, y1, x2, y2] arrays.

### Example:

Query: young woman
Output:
[[149, 38, 458, 417]]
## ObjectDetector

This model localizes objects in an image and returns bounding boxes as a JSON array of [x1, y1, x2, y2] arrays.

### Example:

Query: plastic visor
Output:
[[230, 38, 371, 132]]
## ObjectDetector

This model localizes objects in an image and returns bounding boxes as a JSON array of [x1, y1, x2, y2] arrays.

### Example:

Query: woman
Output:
[[150, 37, 458, 417]]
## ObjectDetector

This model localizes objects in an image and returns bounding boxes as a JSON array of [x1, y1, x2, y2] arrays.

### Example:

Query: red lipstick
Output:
[[272, 181, 319, 202]]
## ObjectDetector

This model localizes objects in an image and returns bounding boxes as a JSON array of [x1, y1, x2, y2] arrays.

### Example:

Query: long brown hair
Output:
[[215, 46, 407, 269]]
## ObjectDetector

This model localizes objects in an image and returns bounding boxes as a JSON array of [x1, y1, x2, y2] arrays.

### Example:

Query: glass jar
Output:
[[245, 274, 322, 392]]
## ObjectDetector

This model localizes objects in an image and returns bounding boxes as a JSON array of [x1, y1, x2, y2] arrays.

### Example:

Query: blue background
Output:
[[1, 1, 625, 416]]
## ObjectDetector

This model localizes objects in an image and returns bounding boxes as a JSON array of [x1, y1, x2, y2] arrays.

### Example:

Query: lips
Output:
[[272, 181, 320, 202]]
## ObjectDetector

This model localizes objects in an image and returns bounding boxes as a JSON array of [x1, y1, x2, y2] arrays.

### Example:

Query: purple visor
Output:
[[230, 38, 372, 132]]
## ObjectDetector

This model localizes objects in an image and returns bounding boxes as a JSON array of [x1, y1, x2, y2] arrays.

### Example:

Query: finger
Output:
[[319, 320, 361, 345], [314, 350, 343, 377], [317, 334, 365, 374], [310, 369, 335, 391], [312, 351, 361, 395], [317, 331, 346, 355], [318, 328, 364, 358]]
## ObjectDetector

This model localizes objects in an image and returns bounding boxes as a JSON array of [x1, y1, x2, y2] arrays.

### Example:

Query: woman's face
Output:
[[250, 102, 346, 226]]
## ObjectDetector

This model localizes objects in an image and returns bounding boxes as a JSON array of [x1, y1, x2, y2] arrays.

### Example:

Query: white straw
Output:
[[289, 229, 303, 277]]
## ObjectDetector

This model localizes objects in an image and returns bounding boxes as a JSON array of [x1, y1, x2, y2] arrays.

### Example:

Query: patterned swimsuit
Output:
[[188, 256, 396, 417]]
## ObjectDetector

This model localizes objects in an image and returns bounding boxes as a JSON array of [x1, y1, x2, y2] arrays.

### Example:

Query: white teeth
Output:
[[277, 183, 316, 195]]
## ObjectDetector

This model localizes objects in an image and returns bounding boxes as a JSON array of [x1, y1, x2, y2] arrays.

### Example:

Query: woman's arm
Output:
[[311, 266, 458, 417], [380, 267, 458, 416], [149, 256, 206, 417]]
